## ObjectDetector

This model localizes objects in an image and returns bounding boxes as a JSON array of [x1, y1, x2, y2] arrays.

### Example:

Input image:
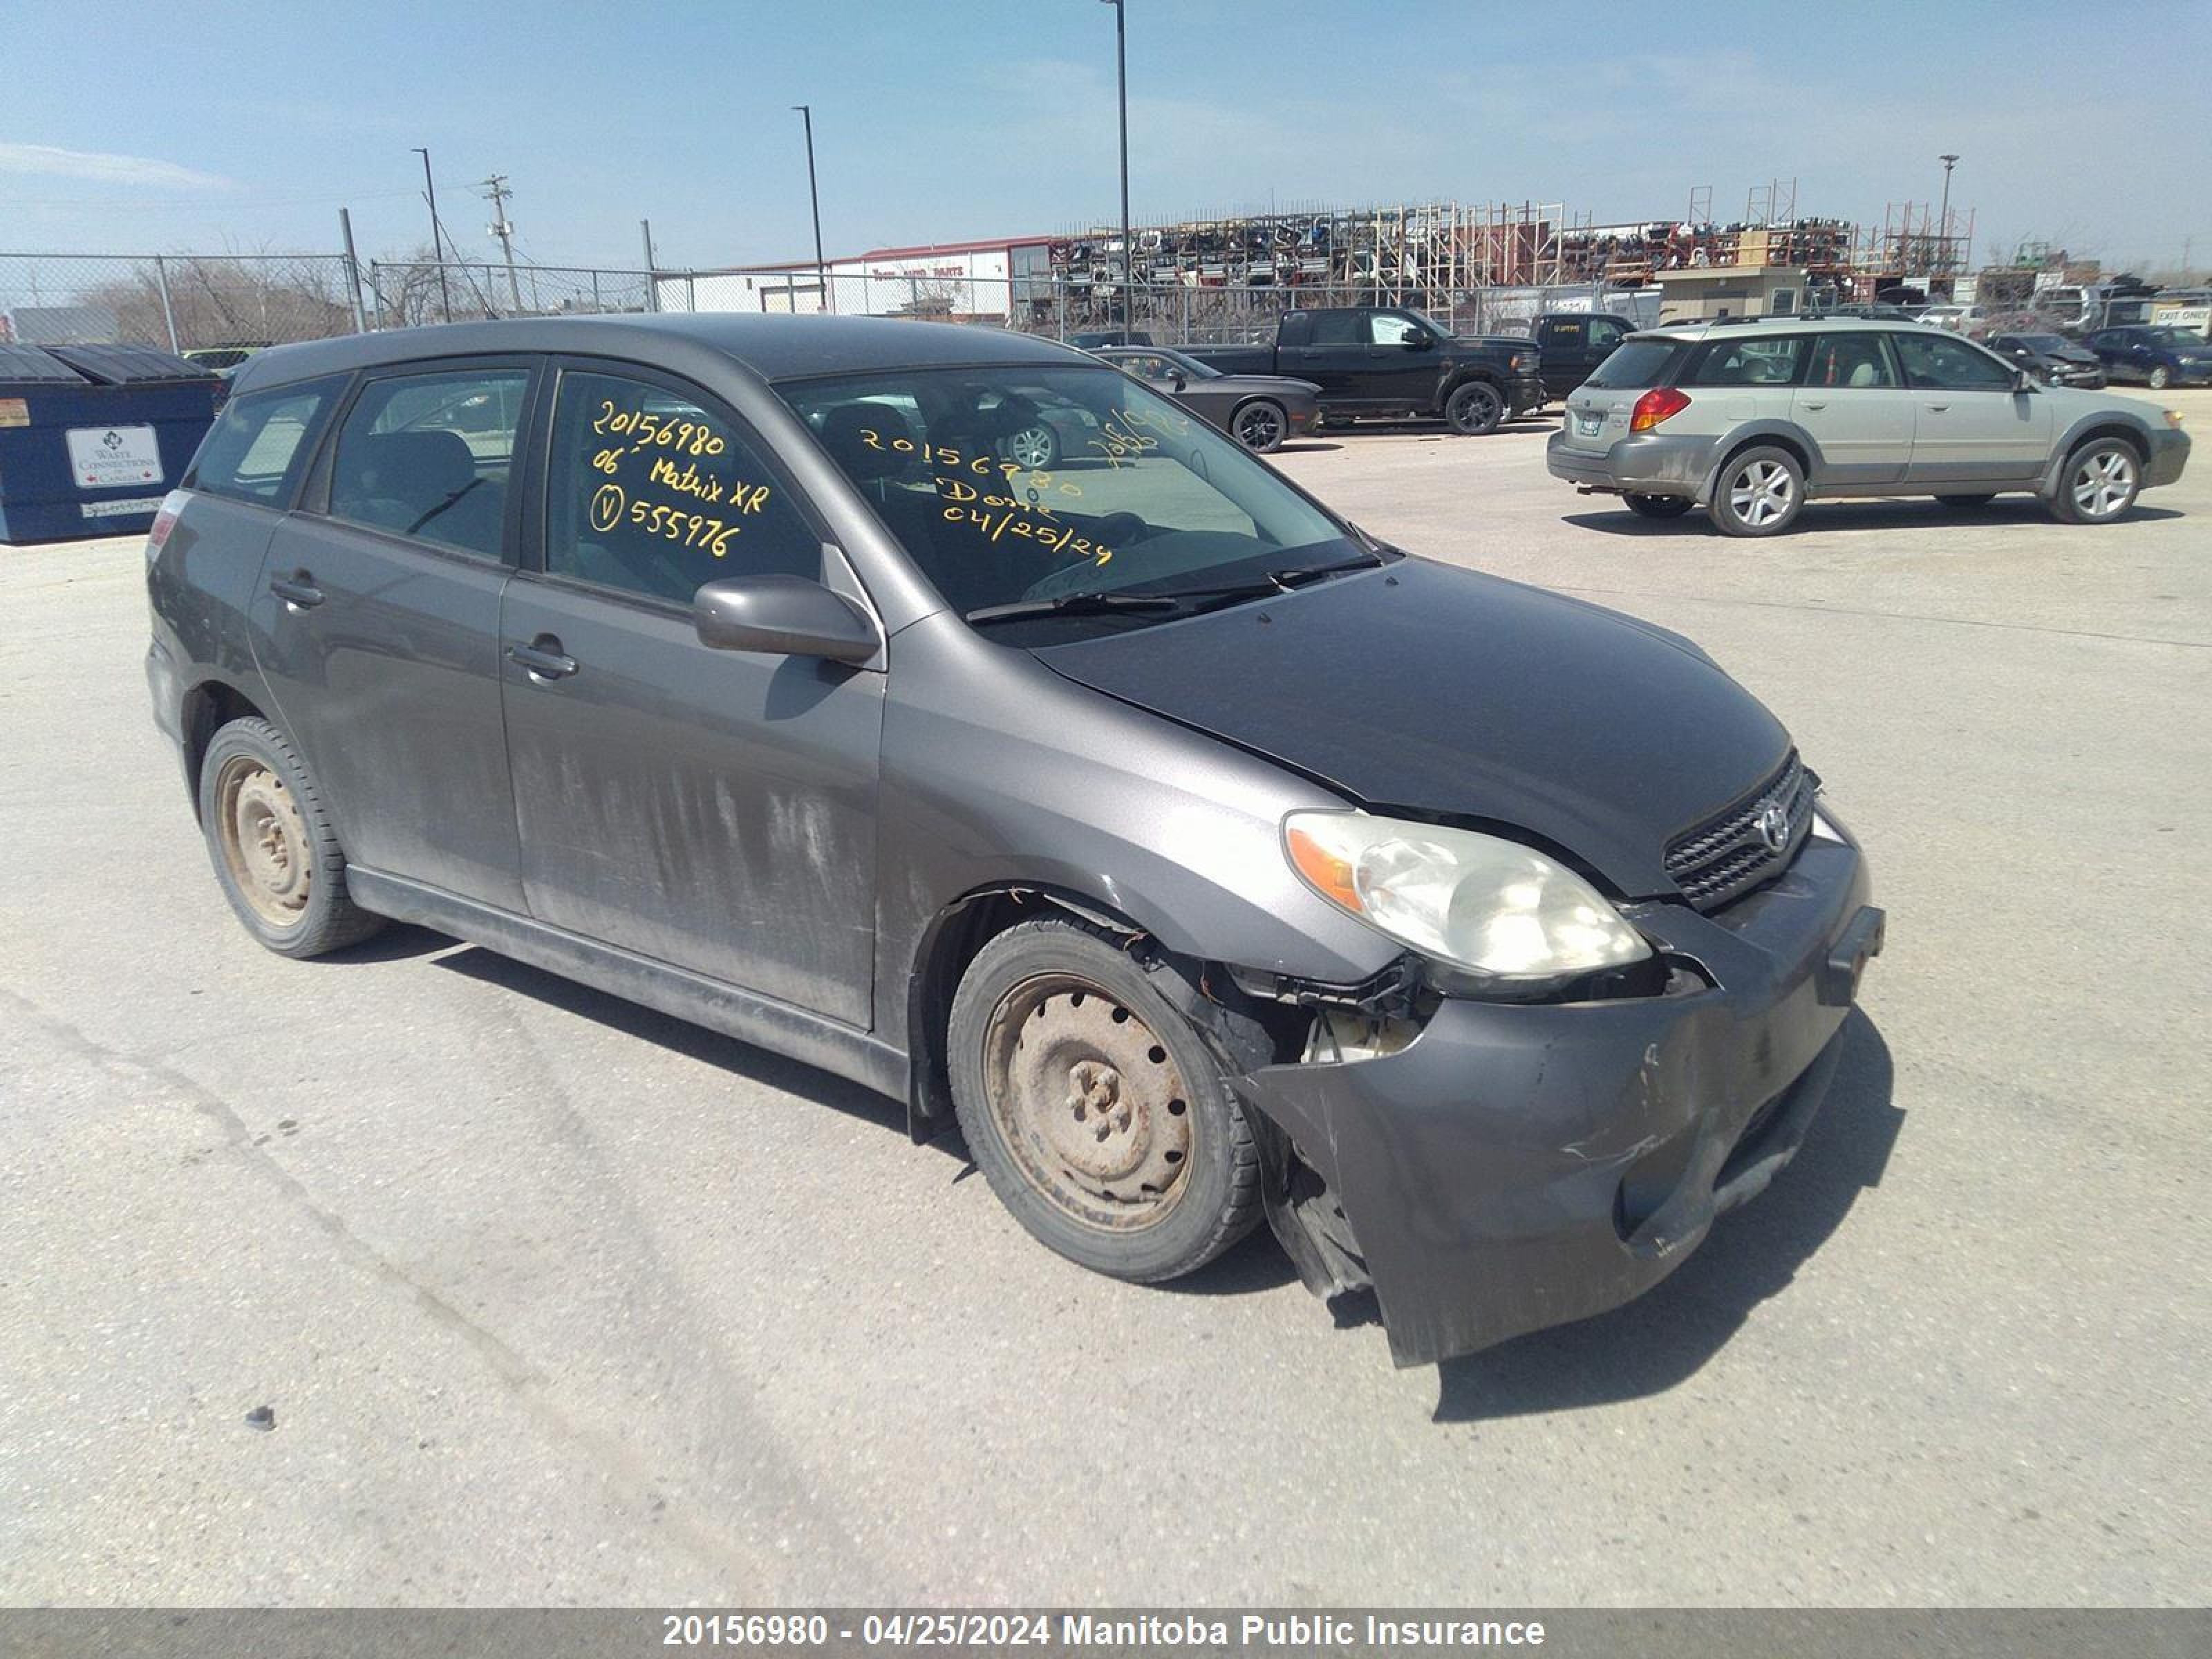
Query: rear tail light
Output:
[[1630, 387, 1691, 432], [145, 489, 190, 570]]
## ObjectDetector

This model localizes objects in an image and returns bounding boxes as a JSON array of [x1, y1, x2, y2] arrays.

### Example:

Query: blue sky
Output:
[[3, 0, 2207, 272]]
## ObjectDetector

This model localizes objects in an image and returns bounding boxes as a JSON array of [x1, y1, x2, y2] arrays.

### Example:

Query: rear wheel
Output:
[[947, 919, 1263, 1282], [1443, 380, 1504, 436], [2147, 365, 2173, 391], [2050, 437, 2141, 524], [1707, 446, 1805, 537], [198, 717, 384, 957], [1003, 422, 1059, 469], [1231, 399, 1287, 453], [1624, 493, 1694, 519]]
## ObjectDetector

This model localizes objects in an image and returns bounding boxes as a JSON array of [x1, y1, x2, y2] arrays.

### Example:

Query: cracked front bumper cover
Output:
[[1239, 836, 1880, 1367]]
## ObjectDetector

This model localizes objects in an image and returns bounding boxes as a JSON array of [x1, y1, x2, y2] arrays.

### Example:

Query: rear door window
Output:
[[1683, 335, 1808, 386], [543, 368, 821, 605], [328, 367, 529, 558], [187, 375, 346, 505], [1806, 334, 1898, 388]]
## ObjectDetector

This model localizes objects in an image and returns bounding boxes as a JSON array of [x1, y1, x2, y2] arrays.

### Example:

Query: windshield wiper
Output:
[[1266, 552, 1386, 588], [963, 590, 1193, 625]]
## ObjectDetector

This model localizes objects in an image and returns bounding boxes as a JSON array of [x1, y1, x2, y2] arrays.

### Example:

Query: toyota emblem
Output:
[[1755, 803, 1791, 853]]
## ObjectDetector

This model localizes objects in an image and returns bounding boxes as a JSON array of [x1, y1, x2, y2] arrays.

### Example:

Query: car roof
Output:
[[225, 312, 1091, 397]]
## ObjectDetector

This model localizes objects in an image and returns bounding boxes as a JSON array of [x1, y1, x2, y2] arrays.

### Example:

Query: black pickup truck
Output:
[[1526, 310, 1639, 400], [1187, 306, 1544, 435]]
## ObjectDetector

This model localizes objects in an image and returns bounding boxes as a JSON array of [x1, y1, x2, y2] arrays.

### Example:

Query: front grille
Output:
[[1665, 751, 1819, 911]]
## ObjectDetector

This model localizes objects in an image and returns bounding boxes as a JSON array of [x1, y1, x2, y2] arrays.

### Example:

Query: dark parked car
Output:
[[147, 315, 1882, 1367], [1528, 310, 1639, 399], [1985, 332, 2107, 388], [2086, 325, 2212, 389], [1066, 328, 1154, 349], [1093, 344, 1320, 451], [1186, 306, 1544, 435]]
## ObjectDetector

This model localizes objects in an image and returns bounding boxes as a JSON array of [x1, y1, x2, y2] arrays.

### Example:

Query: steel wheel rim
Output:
[[214, 754, 311, 928], [2148, 367, 2170, 389], [1729, 459, 1794, 526], [1007, 427, 1055, 469], [1236, 404, 1282, 449], [1453, 386, 1499, 432], [980, 973, 1194, 1231], [2071, 449, 2135, 517]]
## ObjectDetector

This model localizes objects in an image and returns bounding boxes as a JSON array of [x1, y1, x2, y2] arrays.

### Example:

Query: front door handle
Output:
[[1926, 403, 1950, 413], [506, 635, 579, 682], [269, 572, 324, 610], [1801, 400, 1828, 411]]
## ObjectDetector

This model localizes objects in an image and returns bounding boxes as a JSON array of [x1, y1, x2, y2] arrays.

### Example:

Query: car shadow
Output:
[[427, 942, 927, 1145], [1565, 501, 2186, 538], [1273, 440, 1342, 454], [1412, 1010, 1897, 1421], [310, 921, 456, 964]]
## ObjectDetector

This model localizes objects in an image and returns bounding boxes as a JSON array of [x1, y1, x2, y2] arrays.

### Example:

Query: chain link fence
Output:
[[2, 251, 1662, 359]]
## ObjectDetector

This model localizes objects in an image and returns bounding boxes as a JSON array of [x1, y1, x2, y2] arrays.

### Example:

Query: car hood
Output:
[[1029, 558, 1790, 898]]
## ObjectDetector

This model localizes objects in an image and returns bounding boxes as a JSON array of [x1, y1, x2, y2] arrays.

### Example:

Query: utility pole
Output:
[[791, 106, 830, 314], [1936, 153, 1960, 285], [641, 219, 659, 312], [479, 174, 523, 314], [1102, 0, 1131, 331], [413, 147, 453, 324]]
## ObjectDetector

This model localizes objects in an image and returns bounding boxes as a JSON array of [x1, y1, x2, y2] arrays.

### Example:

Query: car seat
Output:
[[332, 429, 505, 554]]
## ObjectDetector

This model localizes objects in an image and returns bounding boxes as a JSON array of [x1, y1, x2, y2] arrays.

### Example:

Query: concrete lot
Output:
[[3, 392, 2207, 1606]]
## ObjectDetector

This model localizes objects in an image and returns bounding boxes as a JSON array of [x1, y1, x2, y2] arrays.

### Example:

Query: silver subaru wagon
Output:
[[1546, 317, 2190, 536]]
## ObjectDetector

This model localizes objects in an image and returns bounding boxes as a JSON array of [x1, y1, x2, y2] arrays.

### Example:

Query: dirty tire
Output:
[[2050, 435, 2142, 525], [1444, 380, 1505, 436], [1624, 493, 1694, 519], [198, 716, 385, 958], [947, 917, 1264, 1282], [1707, 444, 1805, 537]]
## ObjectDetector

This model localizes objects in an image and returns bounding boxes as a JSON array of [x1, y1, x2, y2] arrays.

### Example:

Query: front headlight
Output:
[[1284, 811, 1649, 991]]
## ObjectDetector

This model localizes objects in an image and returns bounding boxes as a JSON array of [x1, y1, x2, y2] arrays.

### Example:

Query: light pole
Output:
[[413, 147, 453, 324], [792, 105, 829, 314], [1101, 0, 1131, 331], [1936, 153, 1960, 286]]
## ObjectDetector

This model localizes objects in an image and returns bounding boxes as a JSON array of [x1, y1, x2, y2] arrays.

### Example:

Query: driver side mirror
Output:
[[2011, 366, 2035, 394], [1403, 330, 1434, 350], [693, 572, 879, 664], [1169, 370, 1188, 391]]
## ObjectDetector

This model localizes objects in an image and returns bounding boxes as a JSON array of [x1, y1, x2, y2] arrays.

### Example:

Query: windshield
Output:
[[778, 364, 1362, 634], [1157, 348, 1218, 379]]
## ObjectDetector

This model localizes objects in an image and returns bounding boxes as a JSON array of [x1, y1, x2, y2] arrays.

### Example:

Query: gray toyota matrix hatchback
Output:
[[145, 315, 1883, 1366]]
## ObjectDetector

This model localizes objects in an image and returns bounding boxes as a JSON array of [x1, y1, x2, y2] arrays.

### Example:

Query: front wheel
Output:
[[2051, 437, 2141, 524], [2146, 365, 2173, 391], [947, 919, 1263, 1282], [1443, 380, 1504, 436], [1624, 493, 1694, 519], [1230, 399, 1286, 453], [1707, 445, 1806, 537]]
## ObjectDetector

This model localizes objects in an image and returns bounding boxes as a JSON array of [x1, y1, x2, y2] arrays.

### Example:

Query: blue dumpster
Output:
[[0, 344, 222, 544]]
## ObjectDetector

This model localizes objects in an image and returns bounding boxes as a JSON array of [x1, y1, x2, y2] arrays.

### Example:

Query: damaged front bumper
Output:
[[1238, 835, 1881, 1367]]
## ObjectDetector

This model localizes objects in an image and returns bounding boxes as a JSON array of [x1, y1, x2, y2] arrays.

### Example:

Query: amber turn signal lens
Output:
[[1286, 825, 1362, 913]]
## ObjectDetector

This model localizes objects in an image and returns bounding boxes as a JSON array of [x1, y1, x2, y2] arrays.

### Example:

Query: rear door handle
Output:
[[506, 635, 578, 682], [269, 572, 324, 610], [1927, 403, 1950, 412]]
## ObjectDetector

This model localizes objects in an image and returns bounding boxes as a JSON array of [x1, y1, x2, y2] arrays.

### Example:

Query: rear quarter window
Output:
[[186, 375, 347, 505], [1584, 339, 1678, 389]]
